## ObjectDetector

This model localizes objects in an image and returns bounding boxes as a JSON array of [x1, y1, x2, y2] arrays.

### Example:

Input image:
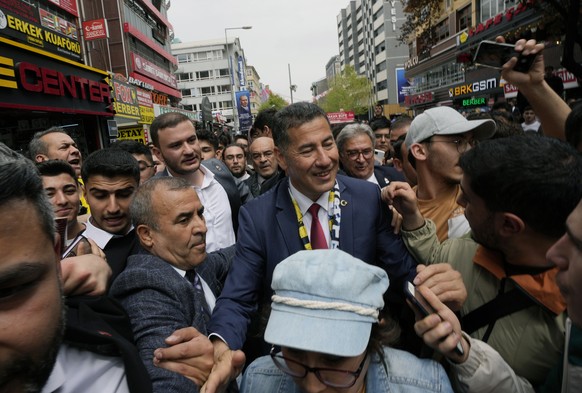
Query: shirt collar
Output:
[[84, 218, 133, 249], [288, 181, 330, 216]]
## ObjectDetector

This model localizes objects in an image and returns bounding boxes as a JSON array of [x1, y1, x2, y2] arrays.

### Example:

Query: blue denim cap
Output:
[[405, 106, 496, 146], [264, 249, 389, 357]]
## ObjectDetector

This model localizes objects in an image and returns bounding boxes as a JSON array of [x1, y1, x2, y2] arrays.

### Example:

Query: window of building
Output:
[[216, 85, 231, 93], [375, 42, 386, 55], [196, 70, 213, 80], [457, 5, 471, 32], [176, 72, 193, 82], [479, 0, 516, 23], [374, 24, 384, 37], [182, 104, 194, 111], [435, 18, 450, 42], [219, 68, 230, 77], [200, 86, 215, 96], [177, 54, 191, 63], [376, 61, 387, 73], [180, 88, 193, 97]]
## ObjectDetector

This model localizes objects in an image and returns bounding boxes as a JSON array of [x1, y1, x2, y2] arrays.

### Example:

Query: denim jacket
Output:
[[240, 347, 453, 392]]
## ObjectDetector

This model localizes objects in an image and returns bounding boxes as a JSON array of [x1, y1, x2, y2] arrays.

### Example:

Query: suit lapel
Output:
[[337, 176, 354, 254]]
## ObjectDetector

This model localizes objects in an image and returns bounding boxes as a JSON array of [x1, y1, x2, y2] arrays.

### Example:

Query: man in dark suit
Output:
[[111, 177, 237, 392], [202, 102, 419, 392], [244, 136, 282, 197], [336, 123, 405, 187]]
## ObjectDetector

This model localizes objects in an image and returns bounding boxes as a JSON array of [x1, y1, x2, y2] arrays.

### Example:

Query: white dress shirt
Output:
[[288, 182, 331, 247]]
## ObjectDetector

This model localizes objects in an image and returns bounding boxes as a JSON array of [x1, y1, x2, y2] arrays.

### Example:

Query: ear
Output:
[[35, 153, 49, 163], [263, 126, 272, 137], [498, 212, 525, 237], [393, 158, 403, 171], [275, 146, 287, 171], [136, 224, 154, 248], [152, 146, 163, 163], [410, 143, 428, 161]]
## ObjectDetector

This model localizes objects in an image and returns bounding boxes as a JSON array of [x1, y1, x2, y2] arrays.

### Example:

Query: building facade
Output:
[[337, 0, 410, 115], [246, 64, 261, 117], [172, 37, 249, 130]]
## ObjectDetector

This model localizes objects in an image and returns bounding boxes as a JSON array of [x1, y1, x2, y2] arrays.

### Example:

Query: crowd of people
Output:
[[2, 37, 582, 393]]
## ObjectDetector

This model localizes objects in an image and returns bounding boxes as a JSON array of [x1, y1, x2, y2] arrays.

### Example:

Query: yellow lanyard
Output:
[[290, 191, 334, 250]]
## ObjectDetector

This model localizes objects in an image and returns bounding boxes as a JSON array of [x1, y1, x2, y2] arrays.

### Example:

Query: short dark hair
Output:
[[196, 129, 219, 151], [81, 148, 140, 185], [0, 144, 55, 240], [272, 102, 329, 152], [150, 112, 193, 148], [390, 116, 412, 133], [110, 140, 153, 163], [370, 118, 391, 132], [459, 136, 582, 238], [492, 101, 512, 112], [392, 134, 406, 161], [28, 127, 69, 158], [36, 160, 77, 182], [234, 135, 248, 144], [252, 107, 278, 134]]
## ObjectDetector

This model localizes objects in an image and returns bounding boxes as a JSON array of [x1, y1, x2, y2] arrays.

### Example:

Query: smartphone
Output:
[[404, 282, 464, 356], [374, 149, 385, 161], [61, 234, 89, 259], [473, 40, 536, 72]]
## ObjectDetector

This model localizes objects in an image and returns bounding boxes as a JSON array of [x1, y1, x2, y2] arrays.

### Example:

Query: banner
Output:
[[395, 67, 410, 104], [236, 90, 252, 132], [0, 2, 81, 61], [237, 56, 245, 87], [326, 111, 355, 124]]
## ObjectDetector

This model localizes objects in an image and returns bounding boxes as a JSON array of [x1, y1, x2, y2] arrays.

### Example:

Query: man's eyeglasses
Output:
[[425, 138, 477, 154], [270, 346, 367, 388], [138, 161, 156, 171], [345, 148, 374, 160]]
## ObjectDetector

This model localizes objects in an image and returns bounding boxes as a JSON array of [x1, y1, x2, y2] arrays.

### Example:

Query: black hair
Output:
[[272, 102, 329, 152], [81, 148, 140, 184]]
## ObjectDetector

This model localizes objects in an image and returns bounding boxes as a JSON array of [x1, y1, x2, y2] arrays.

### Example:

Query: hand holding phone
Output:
[[61, 234, 90, 259], [474, 40, 536, 73], [404, 282, 465, 357]]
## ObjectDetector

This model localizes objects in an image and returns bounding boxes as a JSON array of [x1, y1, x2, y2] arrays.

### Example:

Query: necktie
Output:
[[186, 270, 211, 327], [308, 203, 328, 249]]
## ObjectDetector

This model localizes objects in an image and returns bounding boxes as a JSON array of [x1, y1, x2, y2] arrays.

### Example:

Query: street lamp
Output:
[[224, 26, 252, 132]]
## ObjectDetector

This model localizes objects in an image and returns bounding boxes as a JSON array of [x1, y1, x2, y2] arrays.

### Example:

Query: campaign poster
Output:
[[236, 90, 252, 132], [395, 67, 410, 104]]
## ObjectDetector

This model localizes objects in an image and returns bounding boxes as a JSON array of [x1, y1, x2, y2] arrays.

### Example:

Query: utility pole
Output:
[[288, 63, 297, 104]]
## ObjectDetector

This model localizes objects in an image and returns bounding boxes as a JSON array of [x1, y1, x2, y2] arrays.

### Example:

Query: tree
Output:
[[320, 66, 372, 115], [398, 0, 442, 51], [257, 92, 288, 112]]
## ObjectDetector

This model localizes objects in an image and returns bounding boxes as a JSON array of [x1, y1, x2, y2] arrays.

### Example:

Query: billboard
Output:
[[236, 90, 252, 132]]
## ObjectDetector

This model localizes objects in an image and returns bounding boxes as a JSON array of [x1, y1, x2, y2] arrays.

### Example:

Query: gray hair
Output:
[[336, 123, 375, 154], [131, 177, 193, 230], [0, 143, 55, 240], [28, 127, 68, 158]]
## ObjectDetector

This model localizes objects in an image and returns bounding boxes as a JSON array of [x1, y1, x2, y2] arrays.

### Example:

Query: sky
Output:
[[167, 0, 349, 103]]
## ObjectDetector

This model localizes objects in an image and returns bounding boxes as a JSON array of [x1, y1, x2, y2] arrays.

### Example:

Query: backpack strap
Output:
[[461, 280, 535, 342]]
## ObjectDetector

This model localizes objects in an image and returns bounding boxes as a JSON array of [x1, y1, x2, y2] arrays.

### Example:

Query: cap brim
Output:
[[264, 304, 372, 357], [437, 118, 496, 141]]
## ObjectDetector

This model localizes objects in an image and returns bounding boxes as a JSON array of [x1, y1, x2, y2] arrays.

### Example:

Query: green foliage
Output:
[[320, 66, 372, 115], [257, 92, 288, 112]]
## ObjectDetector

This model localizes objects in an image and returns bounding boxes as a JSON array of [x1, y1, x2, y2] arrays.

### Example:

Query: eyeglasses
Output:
[[270, 346, 367, 388], [426, 138, 477, 154], [138, 161, 156, 171], [345, 148, 374, 160]]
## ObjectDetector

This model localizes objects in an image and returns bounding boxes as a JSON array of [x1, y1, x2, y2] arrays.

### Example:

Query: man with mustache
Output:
[[111, 177, 237, 392]]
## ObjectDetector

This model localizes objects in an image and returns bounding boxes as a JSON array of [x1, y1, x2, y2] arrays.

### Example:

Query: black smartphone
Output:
[[404, 282, 464, 356], [473, 40, 536, 73], [61, 234, 89, 259]]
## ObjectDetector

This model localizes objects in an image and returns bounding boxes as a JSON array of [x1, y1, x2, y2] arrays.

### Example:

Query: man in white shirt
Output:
[[150, 113, 235, 252], [521, 106, 542, 134]]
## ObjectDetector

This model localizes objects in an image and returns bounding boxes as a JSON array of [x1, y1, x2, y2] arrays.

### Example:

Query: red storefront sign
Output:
[[327, 111, 355, 124], [405, 92, 434, 106], [82, 19, 108, 41]]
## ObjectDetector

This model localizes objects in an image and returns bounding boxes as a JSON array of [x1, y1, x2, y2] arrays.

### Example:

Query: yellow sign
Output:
[[139, 106, 155, 124], [117, 127, 146, 144]]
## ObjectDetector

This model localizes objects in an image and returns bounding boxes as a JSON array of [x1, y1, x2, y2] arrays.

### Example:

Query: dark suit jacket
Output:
[[110, 246, 236, 393], [207, 175, 417, 350], [244, 170, 284, 198], [374, 164, 406, 188], [95, 229, 143, 288]]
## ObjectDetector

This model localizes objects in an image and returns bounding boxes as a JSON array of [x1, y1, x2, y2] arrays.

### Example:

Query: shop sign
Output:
[[111, 77, 140, 120], [154, 104, 199, 122], [405, 92, 434, 106], [117, 126, 146, 144], [82, 19, 108, 41], [449, 78, 497, 97], [151, 91, 168, 106], [136, 88, 154, 124], [0, 39, 112, 115], [468, 1, 532, 39], [47, 0, 78, 17], [0, 4, 81, 61], [404, 56, 418, 70], [461, 97, 487, 107], [555, 68, 579, 89], [326, 111, 355, 124], [128, 75, 154, 90], [131, 53, 177, 89]]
